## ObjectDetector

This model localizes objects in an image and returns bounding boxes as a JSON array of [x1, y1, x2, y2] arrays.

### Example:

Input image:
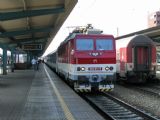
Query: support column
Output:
[[2, 45, 7, 75], [11, 48, 15, 72], [27, 51, 30, 64]]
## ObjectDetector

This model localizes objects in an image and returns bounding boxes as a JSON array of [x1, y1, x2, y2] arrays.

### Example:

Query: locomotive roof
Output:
[[60, 32, 114, 46], [60, 24, 111, 45], [59, 33, 78, 46]]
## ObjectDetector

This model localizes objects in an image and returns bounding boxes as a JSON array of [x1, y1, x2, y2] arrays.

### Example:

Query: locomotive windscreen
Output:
[[76, 38, 114, 51], [76, 39, 94, 50], [96, 39, 113, 50]]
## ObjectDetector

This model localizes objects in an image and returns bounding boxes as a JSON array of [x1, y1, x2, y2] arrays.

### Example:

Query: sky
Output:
[[43, 0, 160, 56]]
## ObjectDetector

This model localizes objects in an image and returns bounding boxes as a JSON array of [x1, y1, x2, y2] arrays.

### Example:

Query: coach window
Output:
[[76, 39, 94, 50], [96, 39, 113, 50]]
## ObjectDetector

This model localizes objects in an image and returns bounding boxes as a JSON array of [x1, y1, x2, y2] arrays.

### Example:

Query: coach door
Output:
[[133, 46, 151, 71]]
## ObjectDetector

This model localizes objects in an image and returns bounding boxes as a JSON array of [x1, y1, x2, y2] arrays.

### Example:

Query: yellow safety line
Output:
[[44, 66, 75, 120]]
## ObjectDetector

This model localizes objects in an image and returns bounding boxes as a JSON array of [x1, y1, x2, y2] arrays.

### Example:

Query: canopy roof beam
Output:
[[0, 6, 64, 21], [0, 27, 52, 37]]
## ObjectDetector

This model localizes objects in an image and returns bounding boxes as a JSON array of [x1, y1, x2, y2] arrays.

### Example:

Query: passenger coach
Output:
[[46, 25, 116, 92], [116, 35, 156, 83]]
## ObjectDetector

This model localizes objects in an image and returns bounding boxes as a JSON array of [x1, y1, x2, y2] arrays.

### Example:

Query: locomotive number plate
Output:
[[88, 67, 102, 71]]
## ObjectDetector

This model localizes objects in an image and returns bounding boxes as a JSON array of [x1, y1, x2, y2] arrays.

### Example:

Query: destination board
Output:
[[22, 44, 42, 50]]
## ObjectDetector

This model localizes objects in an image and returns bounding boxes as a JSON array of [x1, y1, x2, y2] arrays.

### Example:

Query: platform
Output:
[[0, 63, 105, 120]]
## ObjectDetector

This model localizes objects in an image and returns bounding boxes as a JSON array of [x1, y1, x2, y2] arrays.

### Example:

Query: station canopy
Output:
[[116, 26, 160, 42], [0, 0, 77, 56]]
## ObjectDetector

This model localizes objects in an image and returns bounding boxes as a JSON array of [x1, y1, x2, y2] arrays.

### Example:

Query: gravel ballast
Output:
[[109, 84, 160, 117]]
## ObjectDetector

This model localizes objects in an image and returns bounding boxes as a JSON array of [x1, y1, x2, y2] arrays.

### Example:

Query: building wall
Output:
[[148, 11, 160, 28]]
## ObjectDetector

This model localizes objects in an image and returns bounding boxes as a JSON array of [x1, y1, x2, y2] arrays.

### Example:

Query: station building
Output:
[[148, 10, 160, 27]]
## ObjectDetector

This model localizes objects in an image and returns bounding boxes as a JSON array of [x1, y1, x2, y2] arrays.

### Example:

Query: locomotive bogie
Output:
[[74, 73, 115, 92]]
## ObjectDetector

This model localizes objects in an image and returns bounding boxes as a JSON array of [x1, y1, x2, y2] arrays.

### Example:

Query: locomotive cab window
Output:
[[96, 39, 113, 50], [76, 39, 94, 50]]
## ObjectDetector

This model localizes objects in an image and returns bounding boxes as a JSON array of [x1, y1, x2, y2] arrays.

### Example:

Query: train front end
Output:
[[71, 34, 116, 92]]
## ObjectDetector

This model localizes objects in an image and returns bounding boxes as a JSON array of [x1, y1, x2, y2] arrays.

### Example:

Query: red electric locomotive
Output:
[[116, 35, 156, 83], [46, 24, 116, 92]]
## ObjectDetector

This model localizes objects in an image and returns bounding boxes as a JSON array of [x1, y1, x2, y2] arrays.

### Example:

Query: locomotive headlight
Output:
[[105, 66, 110, 71], [77, 67, 85, 71], [81, 67, 85, 71], [110, 66, 113, 71]]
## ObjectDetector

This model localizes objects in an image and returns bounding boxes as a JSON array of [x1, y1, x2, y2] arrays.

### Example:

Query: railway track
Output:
[[118, 82, 160, 97], [133, 86, 160, 97], [81, 92, 159, 120]]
